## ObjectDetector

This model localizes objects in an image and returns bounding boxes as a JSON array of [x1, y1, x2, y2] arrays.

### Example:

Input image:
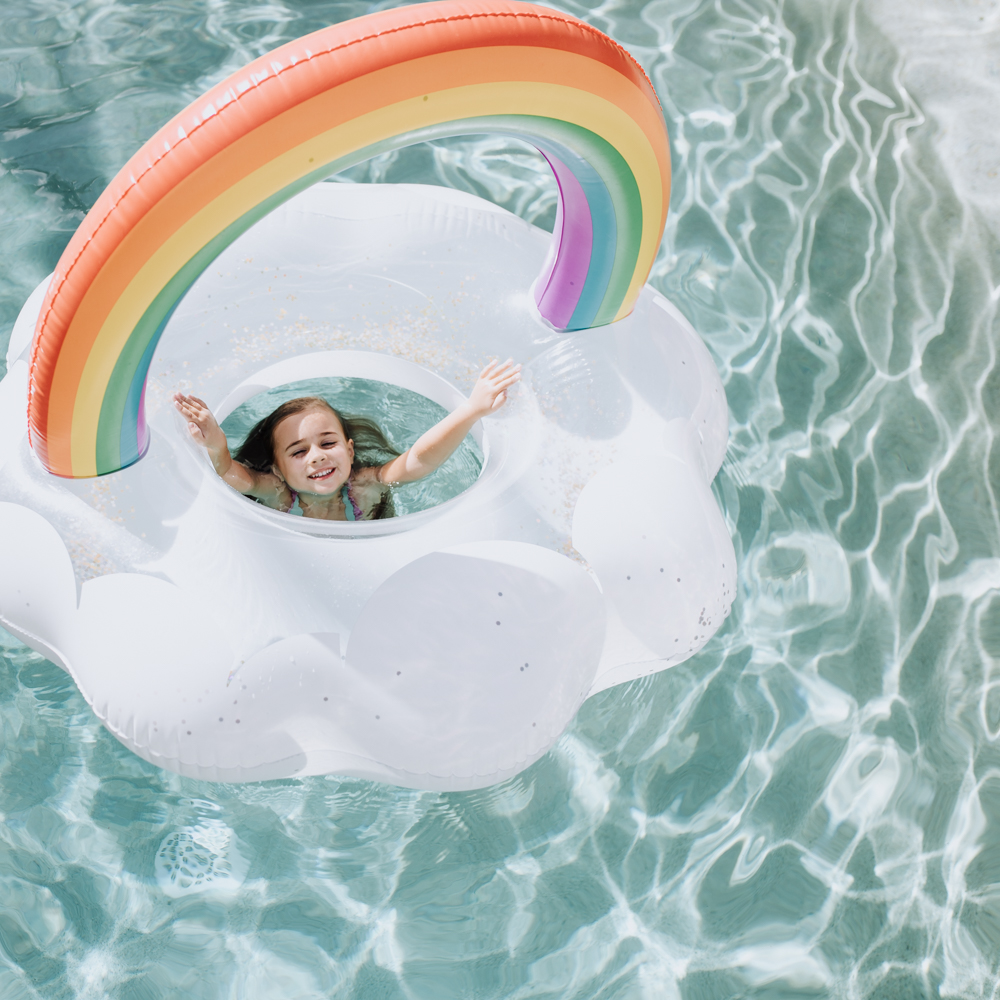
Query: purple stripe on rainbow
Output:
[[536, 151, 594, 330], [136, 380, 148, 460]]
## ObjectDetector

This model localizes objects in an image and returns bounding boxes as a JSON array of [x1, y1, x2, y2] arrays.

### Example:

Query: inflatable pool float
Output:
[[0, 1, 735, 789]]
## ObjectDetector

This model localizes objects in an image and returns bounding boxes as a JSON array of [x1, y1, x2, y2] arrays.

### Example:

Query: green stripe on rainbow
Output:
[[28, 2, 671, 478]]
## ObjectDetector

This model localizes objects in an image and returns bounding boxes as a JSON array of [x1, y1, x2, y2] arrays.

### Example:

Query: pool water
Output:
[[1, 1, 1000, 998], [220, 377, 484, 518]]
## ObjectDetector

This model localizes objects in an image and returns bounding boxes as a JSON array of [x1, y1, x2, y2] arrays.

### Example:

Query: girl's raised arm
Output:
[[173, 393, 288, 506], [377, 359, 520, 485]]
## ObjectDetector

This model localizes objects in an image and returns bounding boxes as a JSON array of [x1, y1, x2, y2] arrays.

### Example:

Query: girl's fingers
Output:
[[482, 358, 518, 376], [174, 394, 197, 410], [480, 359, 518, 379], [476, 359, 520, 403], [175, 393, 209, 412], [176, 399, 212, 427], [488, 361, 519, 379]]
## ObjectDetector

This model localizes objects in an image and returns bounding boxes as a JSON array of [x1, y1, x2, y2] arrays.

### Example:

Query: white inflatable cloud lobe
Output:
[[0, 184, 734, 789]]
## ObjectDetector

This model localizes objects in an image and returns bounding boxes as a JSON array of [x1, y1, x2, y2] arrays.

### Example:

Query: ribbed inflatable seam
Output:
[[27, 6, 660, 451], [111, 738, 549, 783], [0, 612, 103, 726], [0, 614, 69, 669]]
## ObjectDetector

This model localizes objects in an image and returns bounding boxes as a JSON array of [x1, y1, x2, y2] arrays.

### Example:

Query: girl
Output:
[[172, 359, 520, 520]]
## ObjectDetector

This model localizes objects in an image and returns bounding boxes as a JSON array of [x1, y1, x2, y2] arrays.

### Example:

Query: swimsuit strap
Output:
[[342, 482, 364, 522]]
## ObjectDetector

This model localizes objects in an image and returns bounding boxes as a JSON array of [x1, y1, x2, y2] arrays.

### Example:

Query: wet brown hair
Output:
[[234, 396, 400, 476]]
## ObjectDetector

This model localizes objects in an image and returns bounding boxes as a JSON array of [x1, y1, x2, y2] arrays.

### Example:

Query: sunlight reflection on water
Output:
[[1, 0, 999, 997]]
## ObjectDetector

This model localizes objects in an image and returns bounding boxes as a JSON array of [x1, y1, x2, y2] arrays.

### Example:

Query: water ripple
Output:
[[1, 0, 1000, 997]]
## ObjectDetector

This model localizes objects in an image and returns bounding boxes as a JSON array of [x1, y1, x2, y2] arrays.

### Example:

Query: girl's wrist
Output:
[[208, 444, 232, 473], [455, 401, 487, 422]]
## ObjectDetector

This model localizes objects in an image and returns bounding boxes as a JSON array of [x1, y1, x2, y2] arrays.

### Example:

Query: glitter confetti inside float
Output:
[[0, 1, 734, 788]]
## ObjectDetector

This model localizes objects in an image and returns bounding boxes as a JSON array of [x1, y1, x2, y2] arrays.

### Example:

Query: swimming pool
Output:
[[1, 0, 998, 997]]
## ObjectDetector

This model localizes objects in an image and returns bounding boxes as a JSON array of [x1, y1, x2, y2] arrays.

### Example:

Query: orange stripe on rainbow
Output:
[[29, 1, 671, 477]]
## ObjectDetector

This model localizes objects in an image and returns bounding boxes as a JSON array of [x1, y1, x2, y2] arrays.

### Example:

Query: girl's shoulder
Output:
[[351, 467, 394, 520], [246, 470, 294, 511], [351, 466, 383, 487]]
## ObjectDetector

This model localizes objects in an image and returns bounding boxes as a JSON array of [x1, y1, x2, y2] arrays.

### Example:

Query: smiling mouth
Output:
[[308, 467, 336, 481]]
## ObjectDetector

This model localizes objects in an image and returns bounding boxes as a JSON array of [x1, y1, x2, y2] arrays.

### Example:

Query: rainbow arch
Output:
[[28, 0, 671, 478]]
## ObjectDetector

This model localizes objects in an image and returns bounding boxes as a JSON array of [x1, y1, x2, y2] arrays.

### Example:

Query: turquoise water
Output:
[[2, 1, 1000, 998], [220, 377, 484, 517]]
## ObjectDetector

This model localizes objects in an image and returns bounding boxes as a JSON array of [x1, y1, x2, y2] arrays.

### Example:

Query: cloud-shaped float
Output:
[[0, 3, 734, 788], [0, 184, 735, 788], [0, 182, 734, 789]]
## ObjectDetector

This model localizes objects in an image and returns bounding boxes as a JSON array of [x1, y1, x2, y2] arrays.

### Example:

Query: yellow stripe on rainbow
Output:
[[29, 3, 671, 477]]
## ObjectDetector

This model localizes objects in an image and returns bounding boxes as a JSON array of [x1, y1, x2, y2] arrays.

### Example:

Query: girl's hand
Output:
[[173, 393, 227, 454], [466, 359, 521, 418], [173, 392, 280, 501], [377, 357, 522, 485]]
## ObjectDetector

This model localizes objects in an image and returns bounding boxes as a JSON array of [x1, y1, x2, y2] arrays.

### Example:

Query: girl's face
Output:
[[271, 407, 354, 495]]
